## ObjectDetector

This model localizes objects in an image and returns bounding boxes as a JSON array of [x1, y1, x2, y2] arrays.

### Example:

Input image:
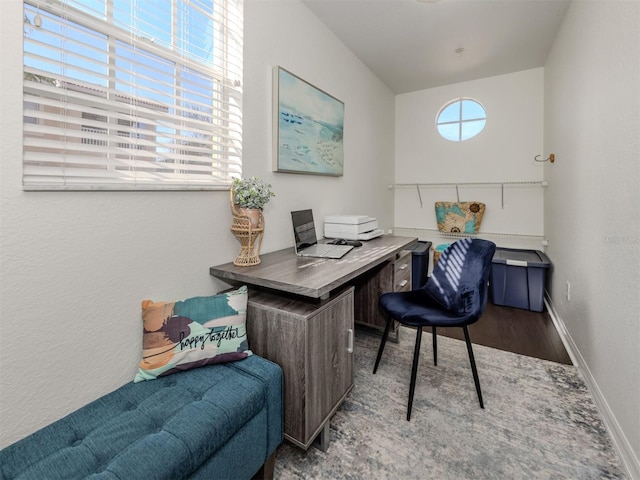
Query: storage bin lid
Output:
[[492, 247, 551, 268], [407, 241, 431, 256]]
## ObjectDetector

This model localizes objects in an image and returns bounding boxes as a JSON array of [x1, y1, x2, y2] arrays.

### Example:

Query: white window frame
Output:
[[436, 97, 486, 142], [22, 0, 243, 191]]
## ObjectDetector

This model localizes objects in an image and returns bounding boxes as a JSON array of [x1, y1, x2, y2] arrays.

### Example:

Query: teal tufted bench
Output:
[[0, 355, 283, 480]]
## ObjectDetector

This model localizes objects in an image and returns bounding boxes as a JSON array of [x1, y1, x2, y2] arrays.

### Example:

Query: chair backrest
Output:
[[424, 238, 496, 319]]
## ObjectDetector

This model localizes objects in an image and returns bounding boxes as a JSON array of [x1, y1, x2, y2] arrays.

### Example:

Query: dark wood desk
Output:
[[210, 235, 417, 450], [210, 234, 417, 299]]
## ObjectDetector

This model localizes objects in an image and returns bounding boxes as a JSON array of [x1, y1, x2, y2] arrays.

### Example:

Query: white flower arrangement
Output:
[[232, 176, 275, 210]]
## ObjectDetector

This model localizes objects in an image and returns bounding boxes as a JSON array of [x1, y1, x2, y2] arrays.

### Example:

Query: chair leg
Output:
[[407, 326, 423, 421], [463, 326, 484, 409], [373, 314, 393, 374], [432, 326, 437, 366]]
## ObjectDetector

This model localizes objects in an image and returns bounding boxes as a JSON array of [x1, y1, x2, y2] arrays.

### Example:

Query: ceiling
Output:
[[301, 0, 571, 94]]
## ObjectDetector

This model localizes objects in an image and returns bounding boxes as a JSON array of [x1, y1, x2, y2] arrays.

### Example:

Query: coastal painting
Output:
[[273, 67, 344, 176]]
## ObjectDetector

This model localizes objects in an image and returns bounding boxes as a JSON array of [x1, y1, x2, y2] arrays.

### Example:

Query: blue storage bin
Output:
[[490, 248, 551, 312]]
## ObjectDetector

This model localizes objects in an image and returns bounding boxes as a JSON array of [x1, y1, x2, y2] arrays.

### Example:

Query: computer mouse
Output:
[[333, 238, 347, 245]]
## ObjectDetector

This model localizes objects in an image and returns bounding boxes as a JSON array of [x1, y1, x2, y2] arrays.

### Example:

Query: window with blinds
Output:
[[23, 0, 243, 190]]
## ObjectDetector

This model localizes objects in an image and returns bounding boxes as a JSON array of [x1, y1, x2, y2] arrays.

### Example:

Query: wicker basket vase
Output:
[[230, 190, 265, 266]]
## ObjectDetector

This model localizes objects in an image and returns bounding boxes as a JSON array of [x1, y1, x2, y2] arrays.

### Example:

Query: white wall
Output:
[[3, 1, 638, 474], [0, 0, 395, 448], [242, 0, 396, 250], [544, 1, 640, 476], [394, 69, 545, 249]]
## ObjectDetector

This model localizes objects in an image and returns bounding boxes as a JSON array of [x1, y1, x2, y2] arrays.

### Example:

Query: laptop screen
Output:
[[291, 209, 318, 251]]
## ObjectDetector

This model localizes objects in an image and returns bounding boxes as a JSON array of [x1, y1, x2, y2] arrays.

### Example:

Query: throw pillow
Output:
[[134, 285, 252, 382]]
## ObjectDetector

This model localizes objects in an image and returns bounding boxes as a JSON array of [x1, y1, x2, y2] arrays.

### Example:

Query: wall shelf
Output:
[[390, 180, 548, 188], [389, 180, 548, 208], [393, 227, 547, 251]]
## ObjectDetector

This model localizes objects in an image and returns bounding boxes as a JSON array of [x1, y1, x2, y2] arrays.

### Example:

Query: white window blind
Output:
[[23, 0, 243, 190]]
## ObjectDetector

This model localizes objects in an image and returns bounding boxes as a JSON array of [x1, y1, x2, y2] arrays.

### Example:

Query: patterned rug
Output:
[[274, 327, 625, 479]]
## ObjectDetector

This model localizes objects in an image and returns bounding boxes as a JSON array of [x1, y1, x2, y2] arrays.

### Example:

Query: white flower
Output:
[[232, 177, 275, 210]]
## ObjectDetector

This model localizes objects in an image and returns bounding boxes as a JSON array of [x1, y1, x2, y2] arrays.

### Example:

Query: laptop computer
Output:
[[291, 209, 354, 259]]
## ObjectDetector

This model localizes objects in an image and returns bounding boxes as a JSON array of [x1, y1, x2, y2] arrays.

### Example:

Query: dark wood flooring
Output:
[[436, 302, 573, 365]]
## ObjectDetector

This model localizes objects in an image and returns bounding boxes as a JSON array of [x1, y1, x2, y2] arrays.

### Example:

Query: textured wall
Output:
[[544, 0, 640, 473], [242, 0, 396, 251], [0, 0, 395, 448], [393, 69, 545, 243]]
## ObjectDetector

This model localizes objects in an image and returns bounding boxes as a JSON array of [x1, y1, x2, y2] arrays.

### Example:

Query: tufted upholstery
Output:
[[0, 355, 283, 480]]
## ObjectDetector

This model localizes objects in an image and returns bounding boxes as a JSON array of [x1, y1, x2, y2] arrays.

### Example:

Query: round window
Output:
[[436, 98, 486, 142]]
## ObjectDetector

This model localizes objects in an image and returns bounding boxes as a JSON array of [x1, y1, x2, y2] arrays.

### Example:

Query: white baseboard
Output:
[[544, 293, 640, 480]]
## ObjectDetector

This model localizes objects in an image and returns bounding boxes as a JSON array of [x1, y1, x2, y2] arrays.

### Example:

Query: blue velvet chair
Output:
[[373, 238, 496, 421]]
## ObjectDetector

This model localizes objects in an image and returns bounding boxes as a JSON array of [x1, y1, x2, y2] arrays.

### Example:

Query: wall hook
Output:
[[535, 153, 555, 163]]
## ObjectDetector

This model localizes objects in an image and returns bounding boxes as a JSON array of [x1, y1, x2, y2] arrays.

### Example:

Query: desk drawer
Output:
[[394, 251, 412, 292]]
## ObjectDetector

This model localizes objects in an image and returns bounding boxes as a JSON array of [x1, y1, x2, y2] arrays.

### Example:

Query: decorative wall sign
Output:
[[273, 66, 344, 176]]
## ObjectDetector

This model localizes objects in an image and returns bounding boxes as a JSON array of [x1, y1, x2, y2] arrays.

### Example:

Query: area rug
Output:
[[274, 327, 626, 479]]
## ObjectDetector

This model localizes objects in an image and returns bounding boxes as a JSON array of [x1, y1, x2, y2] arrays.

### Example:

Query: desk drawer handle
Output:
[[398, 263, 409, 270], [398, 280, 408, 288], [347, 328, 354, 354]]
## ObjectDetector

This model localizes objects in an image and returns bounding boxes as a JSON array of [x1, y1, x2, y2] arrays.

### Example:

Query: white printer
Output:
[[323, 214, 384, 241]]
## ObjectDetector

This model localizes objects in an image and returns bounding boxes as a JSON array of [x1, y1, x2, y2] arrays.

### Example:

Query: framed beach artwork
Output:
[[273, 66, 344, 176]]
